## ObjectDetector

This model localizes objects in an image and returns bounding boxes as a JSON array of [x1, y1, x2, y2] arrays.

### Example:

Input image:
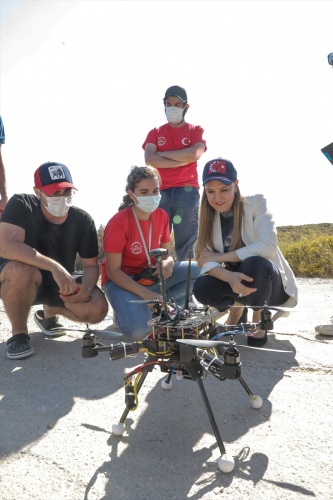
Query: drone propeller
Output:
[[176, 338, 292, 353], [130, 299, 160, 305], [59, 327, 122, 338], [228, 304, 295, 313], [91, 329, 123, 338]]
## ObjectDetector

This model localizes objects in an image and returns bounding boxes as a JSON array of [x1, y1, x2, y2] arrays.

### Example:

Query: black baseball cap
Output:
[[164, 85, 187, 103], [202, 158, 237, 186]]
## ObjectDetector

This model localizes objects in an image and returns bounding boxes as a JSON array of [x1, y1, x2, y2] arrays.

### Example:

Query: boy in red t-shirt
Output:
[[142, 86, 207, 261]]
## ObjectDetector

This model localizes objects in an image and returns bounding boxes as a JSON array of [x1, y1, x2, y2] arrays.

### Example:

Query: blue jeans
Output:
[[103, 261, 201, 341], [160, 187, 200, 261]]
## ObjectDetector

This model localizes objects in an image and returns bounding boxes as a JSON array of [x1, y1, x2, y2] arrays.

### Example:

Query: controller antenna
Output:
[[184, 250, 193, 310]]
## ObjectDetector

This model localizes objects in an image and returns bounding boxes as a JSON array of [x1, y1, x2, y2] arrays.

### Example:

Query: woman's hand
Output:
[[227, 272, 257, 296], [141, 288, 163, 307], [198, 251, 222, 267], [161, 257, 174, 279]]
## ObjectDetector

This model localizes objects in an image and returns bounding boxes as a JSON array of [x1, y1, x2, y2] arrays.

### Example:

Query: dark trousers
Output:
[[193, 256, 289, 311]]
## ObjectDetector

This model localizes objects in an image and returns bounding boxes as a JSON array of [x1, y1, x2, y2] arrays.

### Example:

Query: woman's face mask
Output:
[[165, 106, 185, 125], [40, 190, 73, 217], [134, 194, 161, 214]]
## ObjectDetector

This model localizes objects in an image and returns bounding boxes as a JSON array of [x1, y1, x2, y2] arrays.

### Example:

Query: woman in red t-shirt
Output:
[[101, 166, 200, 340]]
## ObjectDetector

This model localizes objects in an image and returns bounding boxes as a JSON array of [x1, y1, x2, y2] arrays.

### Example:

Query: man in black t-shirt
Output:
[[0, 161, 108, 359]]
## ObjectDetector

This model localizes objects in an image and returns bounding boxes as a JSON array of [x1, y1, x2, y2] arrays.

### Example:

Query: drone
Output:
[[81, 248, 293, 473]]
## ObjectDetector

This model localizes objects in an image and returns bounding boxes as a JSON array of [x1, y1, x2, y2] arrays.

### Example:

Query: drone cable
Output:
[[205, 352, 220, 371], [141, 346, 173, 357]]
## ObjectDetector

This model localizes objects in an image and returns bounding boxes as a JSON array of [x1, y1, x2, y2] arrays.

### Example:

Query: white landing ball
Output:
[[250, 395, 263, 409], [112, 422, 125, 435], [218, 454, 235, 473], [161, 378, 173, 390]]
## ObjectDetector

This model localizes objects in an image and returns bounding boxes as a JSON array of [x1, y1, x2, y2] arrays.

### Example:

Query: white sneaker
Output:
[[315, 324, 333, 336]]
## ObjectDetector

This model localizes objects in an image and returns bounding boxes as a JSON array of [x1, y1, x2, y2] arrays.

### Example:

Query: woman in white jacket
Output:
[[193, 157, 298, 347]]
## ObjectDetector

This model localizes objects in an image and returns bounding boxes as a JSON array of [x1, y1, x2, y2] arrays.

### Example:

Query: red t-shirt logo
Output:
[[131, 242, 143, 255]]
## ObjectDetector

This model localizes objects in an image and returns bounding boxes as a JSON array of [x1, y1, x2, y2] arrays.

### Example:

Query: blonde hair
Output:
[[118, 166, 161, 211], [194, 186, 244, 257]]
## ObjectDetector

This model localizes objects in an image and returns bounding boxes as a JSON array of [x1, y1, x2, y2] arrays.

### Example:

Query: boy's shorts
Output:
[[0, 259, 84, 308]]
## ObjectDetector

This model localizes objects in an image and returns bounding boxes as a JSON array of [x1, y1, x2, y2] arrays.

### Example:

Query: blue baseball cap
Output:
[[202, 158, 237, 186]]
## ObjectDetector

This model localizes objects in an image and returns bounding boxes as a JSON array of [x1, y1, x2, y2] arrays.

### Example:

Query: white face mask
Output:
[[135, 194, 161, 213], [40, 192, 73, 217], [165, 106, 185, 125]]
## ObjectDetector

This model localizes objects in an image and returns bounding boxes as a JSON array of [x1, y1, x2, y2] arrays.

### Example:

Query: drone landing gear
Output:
[[111, 343, 262, 473], [112, 368, 151, 436]]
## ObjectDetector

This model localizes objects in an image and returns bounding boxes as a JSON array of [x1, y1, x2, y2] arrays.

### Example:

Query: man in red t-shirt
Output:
[[142, 86, 207, 261]]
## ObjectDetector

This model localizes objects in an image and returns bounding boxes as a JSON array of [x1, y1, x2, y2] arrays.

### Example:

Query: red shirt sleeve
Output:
[[142, 128, 157, 149], [103, 212, 127, 254]]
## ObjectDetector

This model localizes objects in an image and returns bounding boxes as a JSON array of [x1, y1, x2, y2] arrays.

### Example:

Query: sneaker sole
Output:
[[34, 315, 66, 337], [7, 347, 35, 359]]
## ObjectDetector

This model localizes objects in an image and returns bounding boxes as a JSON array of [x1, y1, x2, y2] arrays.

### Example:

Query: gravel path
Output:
[[0, 278, 332, 499]]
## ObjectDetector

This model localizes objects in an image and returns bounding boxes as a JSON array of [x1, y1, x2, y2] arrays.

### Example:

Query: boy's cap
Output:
[[34, 162, 77, 195], [164, 85, 187, 103], [202, 158, 237, 186]]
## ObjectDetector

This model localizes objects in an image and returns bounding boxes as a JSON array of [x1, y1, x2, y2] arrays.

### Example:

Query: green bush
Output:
[[280, 235, 333, 277]]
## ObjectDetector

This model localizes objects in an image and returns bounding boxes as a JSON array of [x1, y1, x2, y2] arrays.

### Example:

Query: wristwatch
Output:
[[83, 286, 93, 303]]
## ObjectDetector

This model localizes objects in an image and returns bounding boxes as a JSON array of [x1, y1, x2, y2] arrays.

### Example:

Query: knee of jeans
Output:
[[122, 323, 151, 341], [116, 311, 151, 340]]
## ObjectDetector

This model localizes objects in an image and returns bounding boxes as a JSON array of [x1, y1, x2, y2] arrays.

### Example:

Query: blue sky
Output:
[[0, 0, 332, 228]]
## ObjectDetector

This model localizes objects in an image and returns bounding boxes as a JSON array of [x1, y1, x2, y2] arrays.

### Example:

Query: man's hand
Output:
[[60, 283, 91, 304], [51, 266, 79, 296]]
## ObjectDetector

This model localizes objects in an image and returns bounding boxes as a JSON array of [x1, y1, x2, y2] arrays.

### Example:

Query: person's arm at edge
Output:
[[0, 146, 8, 212]]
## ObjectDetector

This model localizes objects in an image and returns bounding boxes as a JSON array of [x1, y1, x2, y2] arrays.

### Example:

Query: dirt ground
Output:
[[0, 277, 332, 500]]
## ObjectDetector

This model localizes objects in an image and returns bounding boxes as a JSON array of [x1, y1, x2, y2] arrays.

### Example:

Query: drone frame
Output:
[[81, 248, 289, 473]]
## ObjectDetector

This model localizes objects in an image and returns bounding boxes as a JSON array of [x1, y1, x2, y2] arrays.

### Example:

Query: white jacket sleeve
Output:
[[200, 261, 221, 275], [236, 194, 278, 261]]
